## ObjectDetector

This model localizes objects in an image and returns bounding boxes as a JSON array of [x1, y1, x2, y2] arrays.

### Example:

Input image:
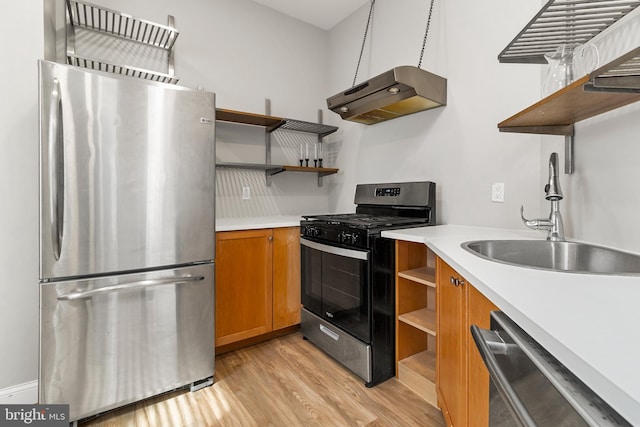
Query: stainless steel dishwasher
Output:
[[471, 311, 631, 427]]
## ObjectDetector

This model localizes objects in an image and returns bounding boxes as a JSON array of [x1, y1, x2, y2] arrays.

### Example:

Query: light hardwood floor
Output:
[[80, 332, 446, 426]]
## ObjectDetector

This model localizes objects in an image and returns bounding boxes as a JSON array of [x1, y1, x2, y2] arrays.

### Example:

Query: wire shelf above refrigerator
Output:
[[65, 0, 179, 84], [67, 0, 179, 50], [67, 54, 180, 84], [498, 0, 640, 64]]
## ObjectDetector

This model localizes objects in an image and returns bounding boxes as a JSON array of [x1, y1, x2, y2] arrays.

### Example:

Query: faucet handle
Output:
[[520, 205, 531, 225], [521, 205, 553, 231]]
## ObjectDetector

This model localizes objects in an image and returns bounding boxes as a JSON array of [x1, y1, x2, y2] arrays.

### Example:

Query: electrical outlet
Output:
[[491, 183, 505, 203], [242, 186, 250, 200]]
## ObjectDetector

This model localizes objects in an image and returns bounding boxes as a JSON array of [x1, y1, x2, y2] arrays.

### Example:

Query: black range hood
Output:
[[326, 65, 447, 125]]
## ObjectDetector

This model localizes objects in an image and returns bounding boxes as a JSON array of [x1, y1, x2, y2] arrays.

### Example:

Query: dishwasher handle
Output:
[[470, 324, 537, 427], [57, 276, 205, 301]]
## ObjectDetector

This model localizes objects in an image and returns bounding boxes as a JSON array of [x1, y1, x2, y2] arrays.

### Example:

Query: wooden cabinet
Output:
[[467, 284, 498, 427], [436, 257, 498, 427], [272, 227, 301, 330], [393, 242, 499, 424], [215, 227, 301, 349], [436, 258, 467, 426], [395, 240, 438, 406], [215, 229, 274, 347]]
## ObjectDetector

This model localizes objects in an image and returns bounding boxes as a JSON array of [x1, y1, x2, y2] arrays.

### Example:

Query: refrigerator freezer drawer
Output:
[[39, 263, 215, 422]]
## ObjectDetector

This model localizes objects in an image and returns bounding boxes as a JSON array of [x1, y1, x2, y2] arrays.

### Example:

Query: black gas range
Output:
[[299, 181, 436, 387], [301, 213, 432, 248]]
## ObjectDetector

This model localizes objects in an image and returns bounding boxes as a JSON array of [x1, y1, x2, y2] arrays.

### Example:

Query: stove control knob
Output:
[[350, 233, 359, 245], [305, 227, 320, 237], [339, 232, 350, 244]]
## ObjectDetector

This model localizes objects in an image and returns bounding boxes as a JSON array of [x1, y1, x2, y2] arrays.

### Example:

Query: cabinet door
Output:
[[215, 229, 273, 347], [436, 258, 467, 427], [273, 227, 301, 330], [467, 285, 498, 427]]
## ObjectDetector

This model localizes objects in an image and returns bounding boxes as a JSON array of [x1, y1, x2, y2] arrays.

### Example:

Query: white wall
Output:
[[327, 0, 546, 226], [96, 0, 334, 218], [0, 0, 43, 391], [327, 0, 640, 255]]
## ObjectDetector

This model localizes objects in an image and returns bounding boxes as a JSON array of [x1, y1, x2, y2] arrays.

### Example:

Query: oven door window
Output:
[[301, 239, 371, 343]]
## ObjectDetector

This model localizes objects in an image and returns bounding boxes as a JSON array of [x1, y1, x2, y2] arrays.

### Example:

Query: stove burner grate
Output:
[[303, 213, 430, 228]]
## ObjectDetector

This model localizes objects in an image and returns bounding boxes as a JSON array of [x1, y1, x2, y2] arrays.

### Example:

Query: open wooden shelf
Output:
[[215, 106, 339, 186], [498, 73, 640, 135], [399, 350, 436, 383], [215, 108, 339, 136], [398, 308, 436, 336], [216, 162, 338, 177], [281, 165, 339, 177], [398, 267, 436, 287], [395, 240, 438, 407], [397, 350, 437, 405], [216, 108, 284, 131], [497, 1, 640, 136]]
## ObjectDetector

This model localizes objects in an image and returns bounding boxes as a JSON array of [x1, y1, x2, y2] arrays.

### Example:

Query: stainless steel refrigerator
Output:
[[38, 60, 216, 422]]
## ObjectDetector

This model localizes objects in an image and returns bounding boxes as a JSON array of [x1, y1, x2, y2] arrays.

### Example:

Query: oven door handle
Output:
[[470, 324, 536, 427], [300, 238, 369, 261]]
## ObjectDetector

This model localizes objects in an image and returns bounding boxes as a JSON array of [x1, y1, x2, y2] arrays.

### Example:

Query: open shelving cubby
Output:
[[395, 240, 438, 407]]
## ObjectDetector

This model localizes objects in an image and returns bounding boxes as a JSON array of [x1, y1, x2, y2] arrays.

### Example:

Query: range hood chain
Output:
[[351, 0, 376, 89]]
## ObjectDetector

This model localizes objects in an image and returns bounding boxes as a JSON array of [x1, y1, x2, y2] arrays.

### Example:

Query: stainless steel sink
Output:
[[461, 240, 640, 275]]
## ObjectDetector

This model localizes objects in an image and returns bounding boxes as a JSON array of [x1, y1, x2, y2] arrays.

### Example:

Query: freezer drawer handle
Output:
[[470, 324, 536, 427], [57, 275, 205, 301], [49, 77, 64, 261]]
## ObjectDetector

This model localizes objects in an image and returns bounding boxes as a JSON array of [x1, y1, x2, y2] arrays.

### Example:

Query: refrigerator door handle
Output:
[[48, 77, 64, 261], [57, 275, 205, 301]]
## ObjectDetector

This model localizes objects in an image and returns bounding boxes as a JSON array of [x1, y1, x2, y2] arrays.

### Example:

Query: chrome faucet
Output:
[[521, 152, 565, 241]]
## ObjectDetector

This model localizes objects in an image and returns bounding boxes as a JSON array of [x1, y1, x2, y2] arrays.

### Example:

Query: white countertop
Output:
[[382, 225, 640, 425], [216, 216, 302, 231]]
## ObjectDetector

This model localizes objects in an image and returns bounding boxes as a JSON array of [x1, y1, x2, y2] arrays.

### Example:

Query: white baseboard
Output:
[[0, 380, 38, 404]]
